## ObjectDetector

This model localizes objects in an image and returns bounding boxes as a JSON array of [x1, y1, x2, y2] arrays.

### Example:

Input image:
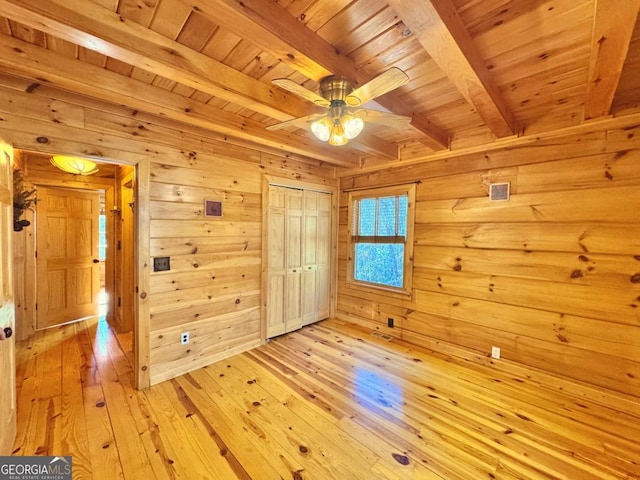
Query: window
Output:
[[347, 184, 415, 295], [98, 214, 107, 261]]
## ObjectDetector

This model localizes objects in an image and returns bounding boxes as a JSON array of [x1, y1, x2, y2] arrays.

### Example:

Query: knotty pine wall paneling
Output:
[[337, 123, 640, 398], [147, 153, 336, 384], [147, 155, 336, 384], [0, 79, 337, 387]]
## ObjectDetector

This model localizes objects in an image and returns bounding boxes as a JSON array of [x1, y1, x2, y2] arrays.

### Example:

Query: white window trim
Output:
[[346, 183, 416, 297]]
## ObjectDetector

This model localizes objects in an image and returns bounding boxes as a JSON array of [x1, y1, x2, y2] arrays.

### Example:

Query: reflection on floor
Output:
[[12, 318, 640, 479]]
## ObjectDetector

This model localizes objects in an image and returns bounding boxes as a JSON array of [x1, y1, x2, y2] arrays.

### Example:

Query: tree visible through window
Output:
[[347, 184, 415, 295]]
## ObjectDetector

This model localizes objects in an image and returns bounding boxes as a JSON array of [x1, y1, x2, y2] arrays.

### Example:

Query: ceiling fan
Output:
[[267, 67, 412, 146]]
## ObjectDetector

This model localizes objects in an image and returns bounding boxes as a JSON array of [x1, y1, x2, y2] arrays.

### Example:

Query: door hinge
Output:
[[117, 240, 121, 250], [35, 250, 37, 258], [117, 297, 121, 307], [35, 303, 38, 311]]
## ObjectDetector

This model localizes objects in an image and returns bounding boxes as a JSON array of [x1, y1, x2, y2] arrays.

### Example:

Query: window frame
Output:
[[346, 184, 416, 297]]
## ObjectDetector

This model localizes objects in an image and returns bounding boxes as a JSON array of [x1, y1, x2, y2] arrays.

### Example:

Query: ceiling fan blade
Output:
[[265, 113, 324, 131], [345, 67, 409, 106], [272, 78, 331, 107], [357, 109, 412, 129]]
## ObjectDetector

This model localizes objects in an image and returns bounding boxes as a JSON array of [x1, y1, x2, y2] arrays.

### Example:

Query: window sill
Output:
[[345, 280, 412, 300]]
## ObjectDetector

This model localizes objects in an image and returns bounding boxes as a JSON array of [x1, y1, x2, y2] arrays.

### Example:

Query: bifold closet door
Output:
[[302, 191, 331, 325], [266, 187, 286, 338], [266, 186, 303, 337], [285, 189, 303, 333], [267, 185, 331, 338]]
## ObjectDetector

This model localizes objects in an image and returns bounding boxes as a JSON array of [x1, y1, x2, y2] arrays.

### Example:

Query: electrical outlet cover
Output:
[[154, 256, 170, 272], [491, 346, 501, 359]]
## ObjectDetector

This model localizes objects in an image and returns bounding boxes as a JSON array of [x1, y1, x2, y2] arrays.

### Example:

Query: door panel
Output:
[[0, 140, 16, 455], [267, 187, 286, 337], [285, 189, 303, 332], [36, 187, 100, 329], [316, 193, 332, 320], [302, 191, 319, 325]]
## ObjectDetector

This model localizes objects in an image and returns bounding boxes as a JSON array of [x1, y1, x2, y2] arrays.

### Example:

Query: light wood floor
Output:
[[12, 316, 640, 479]]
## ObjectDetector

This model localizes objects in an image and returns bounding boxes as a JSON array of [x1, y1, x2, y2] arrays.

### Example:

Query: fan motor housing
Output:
[[319, 76, 354, 102]]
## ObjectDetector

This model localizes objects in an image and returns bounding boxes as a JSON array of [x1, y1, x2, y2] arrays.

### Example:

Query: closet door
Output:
[[267, 184, 332, 338], [302, 191, 318, 325], [315, 192, 332, 320], [266, 187, 286, 338], [285, 189, 303, 333], [302, 191, 332, 325]]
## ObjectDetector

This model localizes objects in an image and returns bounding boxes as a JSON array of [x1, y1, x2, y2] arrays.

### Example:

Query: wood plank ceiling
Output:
[[0, 0, 639, 168]]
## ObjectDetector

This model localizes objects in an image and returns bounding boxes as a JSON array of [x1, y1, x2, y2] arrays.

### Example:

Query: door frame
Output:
[[261, 175, 338, 341], [12, 150, 149, 389], [31, 181, 115, 328], [0, 140, 16, 455]]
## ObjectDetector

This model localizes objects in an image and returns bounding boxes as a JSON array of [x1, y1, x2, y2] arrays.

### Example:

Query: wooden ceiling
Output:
[[1, 0, 639, 168]]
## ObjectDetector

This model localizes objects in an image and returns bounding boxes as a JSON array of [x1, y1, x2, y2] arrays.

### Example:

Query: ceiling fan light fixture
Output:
[[342, 114, 364, 139], [50, 155, 99, 175], [310, 102, 364, 146], [270, 67, 411, 147], [328, 121, 348, 146], [310, 116, 333, 142]]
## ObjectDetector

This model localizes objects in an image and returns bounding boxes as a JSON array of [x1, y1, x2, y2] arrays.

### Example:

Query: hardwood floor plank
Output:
[[261, 333, 503, 479], [178, 368, 307, 479], [172, 375, 288, 479], [144, 382, 235, 480], [298, 323, 638, 479], [74, 321, 125, 480], [83, 320, 159, 479], [60, 326, 92, 479], [12, 317, 640, 479], [202, 363, 367, 479]]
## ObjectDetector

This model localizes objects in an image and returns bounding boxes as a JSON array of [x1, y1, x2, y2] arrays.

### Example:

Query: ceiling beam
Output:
[[0, 0, 308, 120], [387, 0, 517, 138], [584, 0, 640, 120], [180, 0, 450, 150], [0, 0, 397, 159], [0, 33, 359, 167], [0, 72, 330, 168]]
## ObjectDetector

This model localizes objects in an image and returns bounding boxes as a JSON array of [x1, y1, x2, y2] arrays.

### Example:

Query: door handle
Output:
[[93, 259, 100, 263], [1, 327, 12, 339]]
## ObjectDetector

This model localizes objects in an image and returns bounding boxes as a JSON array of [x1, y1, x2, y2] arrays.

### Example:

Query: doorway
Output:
[[13, 150, 136, 342]]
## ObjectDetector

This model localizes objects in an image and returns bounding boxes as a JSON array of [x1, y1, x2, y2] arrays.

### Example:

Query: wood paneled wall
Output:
[[337, 121, 640, 398], [148, 161, 337, 384], [146, 156, 336, 384], [0, 77, 337, 387]]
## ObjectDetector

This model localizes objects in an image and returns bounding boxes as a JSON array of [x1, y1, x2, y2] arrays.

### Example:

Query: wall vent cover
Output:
[[489, 182, 510, 201], [371, 331, 393, 341]]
